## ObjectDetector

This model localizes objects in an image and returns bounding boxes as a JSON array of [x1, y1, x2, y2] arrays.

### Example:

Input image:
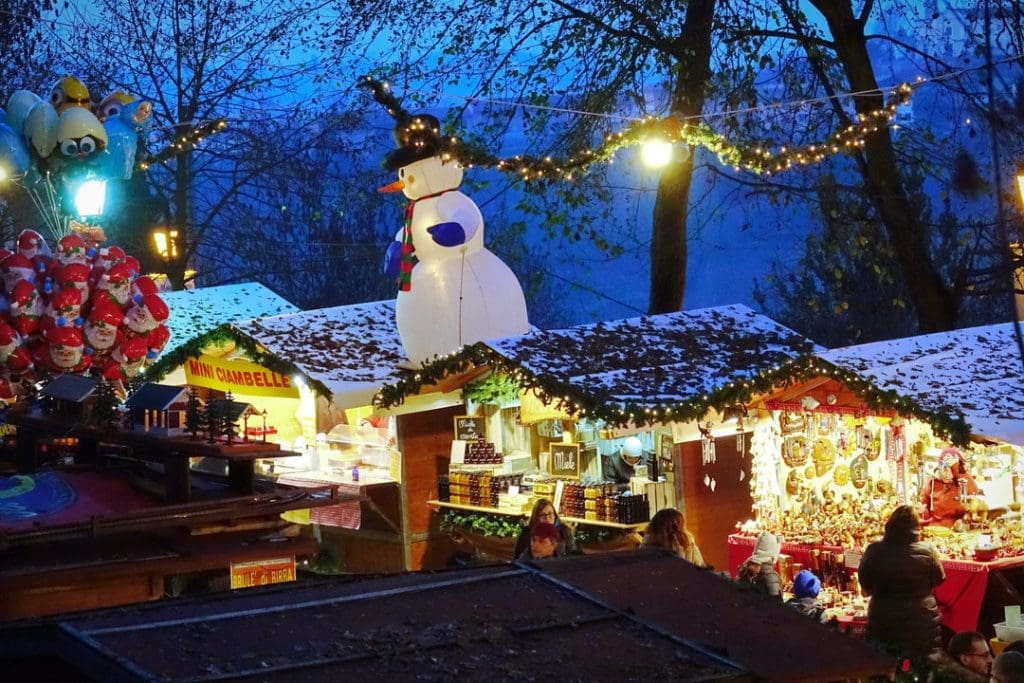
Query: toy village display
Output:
[[729, 403, 1024, 634]]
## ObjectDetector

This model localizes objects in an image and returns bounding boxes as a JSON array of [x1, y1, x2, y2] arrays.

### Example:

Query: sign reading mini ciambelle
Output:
[[184, 353, 300, 398]]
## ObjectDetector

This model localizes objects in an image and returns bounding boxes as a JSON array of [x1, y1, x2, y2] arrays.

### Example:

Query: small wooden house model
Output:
[[124, 383, 188, 435]]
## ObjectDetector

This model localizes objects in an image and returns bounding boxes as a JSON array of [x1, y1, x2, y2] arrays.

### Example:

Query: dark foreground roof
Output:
[[125, 383, 188, 411], [40, 374, 97, 403], [0, 552, 895, 682]]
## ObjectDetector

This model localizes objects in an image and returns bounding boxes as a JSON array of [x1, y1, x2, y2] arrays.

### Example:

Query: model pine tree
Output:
[[222, 391, 238, 445], [92, 380, 119, 431], [184, 388, 202, 439], [202, 393, 219, 443]]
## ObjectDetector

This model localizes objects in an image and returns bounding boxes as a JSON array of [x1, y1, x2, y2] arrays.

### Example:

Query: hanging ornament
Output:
[[700, 423, 716, 465]]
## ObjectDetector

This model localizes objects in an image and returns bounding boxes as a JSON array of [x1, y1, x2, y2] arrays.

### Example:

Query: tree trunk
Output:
[[648, 0, 716, 314], [169, 139, 192, 290], [810, 0, 959, 332]]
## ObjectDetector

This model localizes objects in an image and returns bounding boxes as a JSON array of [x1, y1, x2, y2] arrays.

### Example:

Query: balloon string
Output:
[[458, 251, 466, 348]]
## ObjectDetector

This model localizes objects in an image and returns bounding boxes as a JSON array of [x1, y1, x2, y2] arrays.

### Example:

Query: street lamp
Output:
[[152, 227, 179, 260], [72, 179, 107, 217]]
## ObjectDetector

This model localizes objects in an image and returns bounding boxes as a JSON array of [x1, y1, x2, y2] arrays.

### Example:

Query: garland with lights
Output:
[[138, 118, 229, 170], [432, 84, 912, 180], [144, 323, 331, 398], [372, 343, 971, 445]]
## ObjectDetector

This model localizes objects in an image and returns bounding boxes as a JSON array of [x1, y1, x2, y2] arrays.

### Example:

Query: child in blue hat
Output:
[[786, 569, 825, 622]]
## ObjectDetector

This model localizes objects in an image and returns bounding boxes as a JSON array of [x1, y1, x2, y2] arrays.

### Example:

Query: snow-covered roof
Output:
[[485, 304, 820, 407], [232, 300, 405, 407], [162, 283, 300, 357], [821, 322, 1024, 445]]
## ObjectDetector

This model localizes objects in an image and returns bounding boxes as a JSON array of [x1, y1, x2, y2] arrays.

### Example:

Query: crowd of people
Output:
[[507, 498, 1024, 680]]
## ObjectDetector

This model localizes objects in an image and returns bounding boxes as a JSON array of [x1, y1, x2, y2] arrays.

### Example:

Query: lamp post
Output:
[[152, 227, 179, 260]]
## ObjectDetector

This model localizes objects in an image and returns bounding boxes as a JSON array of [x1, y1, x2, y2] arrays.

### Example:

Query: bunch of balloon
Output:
[[0, 229, 171, 403], [0, 75, 153, 239]]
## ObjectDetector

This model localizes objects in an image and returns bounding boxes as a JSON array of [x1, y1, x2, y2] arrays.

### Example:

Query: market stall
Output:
[[374, 303, 832, 568], [725, 320, 1024, 635]]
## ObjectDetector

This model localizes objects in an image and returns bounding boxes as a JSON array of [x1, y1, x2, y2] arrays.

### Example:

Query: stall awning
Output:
[[41, 375, 97, 403]]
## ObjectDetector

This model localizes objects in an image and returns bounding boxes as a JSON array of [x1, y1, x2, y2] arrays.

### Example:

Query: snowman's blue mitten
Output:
[[383, 240, 402, 277], [427, 222, 465, 247]]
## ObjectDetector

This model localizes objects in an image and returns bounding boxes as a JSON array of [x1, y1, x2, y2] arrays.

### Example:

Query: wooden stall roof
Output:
[[822, 321, 1024, 445], [0, 552, 897, 682], [161, 282, 300, 357], [40, 374, 97, 402], [124, 383, 188, 411]]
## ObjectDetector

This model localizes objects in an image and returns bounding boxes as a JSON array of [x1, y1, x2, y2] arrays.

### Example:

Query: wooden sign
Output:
[[453, 415, 486, 441], [657, 431, 675, 472], [550, 442, 581, 479], [229, 556, 296, 589]]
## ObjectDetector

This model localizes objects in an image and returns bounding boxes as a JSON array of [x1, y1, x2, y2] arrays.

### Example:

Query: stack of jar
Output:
[[439, 472, 524, 507]]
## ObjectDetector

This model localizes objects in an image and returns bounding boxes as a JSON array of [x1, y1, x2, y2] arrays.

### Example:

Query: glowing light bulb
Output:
[[641, 140, 673, 168]]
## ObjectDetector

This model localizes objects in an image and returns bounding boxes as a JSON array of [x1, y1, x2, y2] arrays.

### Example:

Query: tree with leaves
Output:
[[220, 391, 238, 445], [201, 394, 218, 443], [91, 380, 119, 431]]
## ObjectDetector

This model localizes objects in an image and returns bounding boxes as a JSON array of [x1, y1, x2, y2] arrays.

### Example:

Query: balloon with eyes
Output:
[[50, 76, 91, 115], [99, 97, 152, 180], [358, 77, 529, 366], [54, 107, 107, 170]]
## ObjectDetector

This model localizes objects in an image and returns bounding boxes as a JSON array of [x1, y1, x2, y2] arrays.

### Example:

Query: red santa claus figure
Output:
[[0, 320, 21, 363], [17, 228, 49, 260], [40, 287, 84, 332], [9, 280, 42, 337], [83, 303, 124, 357], [5, 344, 33, 377], [130, 275, 159, 303], [144, 324, 170, 366], [123, 255, 141, 278], [55, 263, 91, 301], [0, 248, 11, 263], [102, 336, 148, 383], [94, 262, 134, 307], [55, 233, 91, 267], [124, 294, 169, 337], [2, 253, 36, 294], [93, 245, 126, 272], [40, 325, 91, 374]]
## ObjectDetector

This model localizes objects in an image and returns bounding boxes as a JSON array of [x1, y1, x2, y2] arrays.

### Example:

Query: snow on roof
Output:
[[232, 300, 405, 406], [485, 304, 820, 406], [821, 322, 1024, 445], [161, 283, 300, 357]]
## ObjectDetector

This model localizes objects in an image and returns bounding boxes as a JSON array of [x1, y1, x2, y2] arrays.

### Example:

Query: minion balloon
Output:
[[49, 76, 91, 115]]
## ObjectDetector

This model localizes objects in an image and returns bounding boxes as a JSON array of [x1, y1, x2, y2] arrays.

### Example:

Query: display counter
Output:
[[727, 534, 1024, 634], [277, 470, 399, 531]]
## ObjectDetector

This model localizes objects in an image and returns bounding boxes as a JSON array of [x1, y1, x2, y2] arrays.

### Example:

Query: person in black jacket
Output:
[[786, 569, 825, 621], [858, 505, 945, 664]]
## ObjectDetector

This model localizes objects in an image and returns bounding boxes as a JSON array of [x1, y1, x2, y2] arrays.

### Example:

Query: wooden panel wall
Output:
[[397, 405, 464, 570], [677, 432, 753, 572]]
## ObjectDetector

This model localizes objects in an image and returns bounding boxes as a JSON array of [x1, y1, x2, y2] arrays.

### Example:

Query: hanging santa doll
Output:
[[101, 336, 148, 384], [9, 279, 42, 337], [2, 253, 35, 294], [83, 303, 124, 358], [54, 233, 91, 267], [94, 262, 134, 307], [0, 320, 21, 363], [40, 287, 84, 332], [16, 228, 49, 260], [38, 325, 91, 374], [124, 294, 169, 338]]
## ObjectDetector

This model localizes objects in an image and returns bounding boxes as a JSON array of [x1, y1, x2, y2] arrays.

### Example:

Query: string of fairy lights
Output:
[[438, 82, 915, 179], [371, 343, 972, 445], [137, 118, 229, 171]]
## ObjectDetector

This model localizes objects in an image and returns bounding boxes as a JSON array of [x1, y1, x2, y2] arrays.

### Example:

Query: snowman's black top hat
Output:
[[359, 76, 445, 170]]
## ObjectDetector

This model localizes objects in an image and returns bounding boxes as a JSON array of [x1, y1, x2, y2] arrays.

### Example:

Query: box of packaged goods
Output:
[[438, 473, 524, 508], [503, 452, 534, 474], [629, 478, 675, 519], [464, 439, 502, 465]]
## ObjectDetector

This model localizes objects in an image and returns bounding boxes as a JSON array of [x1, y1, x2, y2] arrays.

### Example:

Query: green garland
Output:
[[138, 118, 228, 170], [465, 371, 521, 405], [439, 84, 913, 180], [373, 344, 972, 445], [144, 323, 332, 399], [439, 509, 524, 538]]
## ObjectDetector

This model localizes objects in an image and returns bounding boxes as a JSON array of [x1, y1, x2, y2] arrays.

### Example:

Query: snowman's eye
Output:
[[60, 139, 80, 156]]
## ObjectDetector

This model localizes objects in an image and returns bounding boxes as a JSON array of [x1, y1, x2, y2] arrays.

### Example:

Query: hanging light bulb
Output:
[[641, 139, 673, 168]]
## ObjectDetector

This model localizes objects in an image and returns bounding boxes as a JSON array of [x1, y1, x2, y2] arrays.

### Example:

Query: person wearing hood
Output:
[[927, 631, 991, 683], [736, 531, 783, 600], [786, 569, 825, 621], [858, 505, 945, 664]]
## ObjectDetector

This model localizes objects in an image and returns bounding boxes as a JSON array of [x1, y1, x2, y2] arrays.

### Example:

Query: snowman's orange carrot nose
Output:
[[378, 179, 405, 193]]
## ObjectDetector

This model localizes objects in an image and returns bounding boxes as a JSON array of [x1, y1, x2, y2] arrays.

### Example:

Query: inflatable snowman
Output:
[[363, 78, 529, 365]]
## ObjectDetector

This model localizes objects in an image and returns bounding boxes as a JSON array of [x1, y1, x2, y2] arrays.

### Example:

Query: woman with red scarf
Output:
[[920, 448, 980, 527]]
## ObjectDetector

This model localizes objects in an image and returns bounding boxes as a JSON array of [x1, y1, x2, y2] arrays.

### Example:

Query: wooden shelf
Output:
[[427, 500, 527, 517], [562, 516, 648, 531]]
